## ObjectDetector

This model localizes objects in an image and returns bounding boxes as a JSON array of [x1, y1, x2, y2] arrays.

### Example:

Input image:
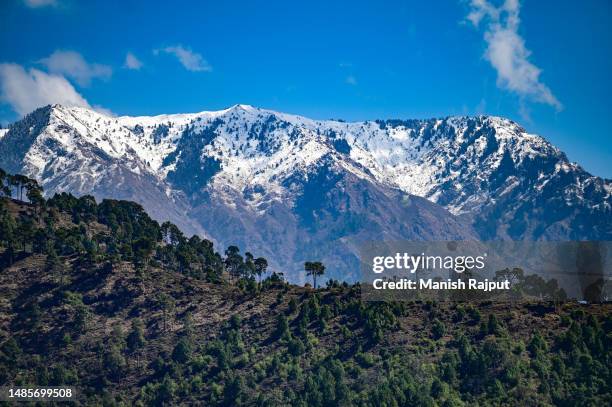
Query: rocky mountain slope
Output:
[[0, 104, 609, 281]]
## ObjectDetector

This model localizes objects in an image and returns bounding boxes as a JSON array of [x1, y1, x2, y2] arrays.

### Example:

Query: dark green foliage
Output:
[[288, 297, 298, 314], [487, 313, 501, 335], [432, 318, 446, 339], [172, 339, 192, 364], [103, 345, 126, 380], [127, 319, 146, 352], [222, 375, 245, 406], [304, 261, 325, 289], [274, 314, 289, 340], [0, 169, 610, 406], [1, 169, 225, 280]]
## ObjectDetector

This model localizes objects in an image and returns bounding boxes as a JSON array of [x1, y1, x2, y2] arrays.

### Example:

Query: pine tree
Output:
[[127, 319, 146, 352], [305, 261, 325, 289], [254, 257, 268, 282]]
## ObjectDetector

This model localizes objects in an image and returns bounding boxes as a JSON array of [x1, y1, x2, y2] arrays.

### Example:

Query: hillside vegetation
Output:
[[0, 170, 610, 406]]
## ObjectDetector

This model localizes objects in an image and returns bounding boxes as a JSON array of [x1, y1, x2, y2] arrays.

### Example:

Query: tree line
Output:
[[0, 168, 329, 289]]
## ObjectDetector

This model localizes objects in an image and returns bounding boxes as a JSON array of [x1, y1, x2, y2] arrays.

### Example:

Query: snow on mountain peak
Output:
[[0, 103, 610, 279], [3, 103, 609, 227]]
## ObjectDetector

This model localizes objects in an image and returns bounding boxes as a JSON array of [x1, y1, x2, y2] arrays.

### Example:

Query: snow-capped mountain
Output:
[[1, 104, 610, 281]]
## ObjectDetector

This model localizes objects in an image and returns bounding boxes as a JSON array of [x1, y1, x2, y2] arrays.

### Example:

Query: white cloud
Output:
[[39, 50, 112, 86], [0, 63, 91, 116], [466, 0, 562, 110], [124, 52, 143, 70], [155, 45, 212, 72], [92, 104, 115, 117], [23, 0, 57, 8], [345, 75, 357, 86]]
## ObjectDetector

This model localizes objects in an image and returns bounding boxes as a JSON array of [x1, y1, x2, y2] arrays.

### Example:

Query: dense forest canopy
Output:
[[0, 168, 274, 286]]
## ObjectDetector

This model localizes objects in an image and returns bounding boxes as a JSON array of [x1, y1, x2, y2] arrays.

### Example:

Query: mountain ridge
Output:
[[0, 104, 610, 281]]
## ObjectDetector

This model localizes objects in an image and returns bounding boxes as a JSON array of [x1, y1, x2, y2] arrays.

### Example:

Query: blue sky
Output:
[[1, 0, 610, 178]]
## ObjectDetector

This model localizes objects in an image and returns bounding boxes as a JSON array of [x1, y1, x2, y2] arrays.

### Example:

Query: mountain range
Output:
[[0, 104, 610, 281]]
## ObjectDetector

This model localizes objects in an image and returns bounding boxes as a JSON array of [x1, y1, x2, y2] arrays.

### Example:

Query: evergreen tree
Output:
[[254, 257, 268, 282], [127, 319, 146, 353], [11, 174, 30, 201], [25, 179, 44, 207], [274, 314, 289, 340], [172, 338, 192, 364], [305, 261, 325, 289], [224, 246, 244, 282]]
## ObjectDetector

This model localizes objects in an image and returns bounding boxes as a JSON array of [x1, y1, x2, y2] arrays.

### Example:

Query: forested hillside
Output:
[[0, 169, 610, 406]]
